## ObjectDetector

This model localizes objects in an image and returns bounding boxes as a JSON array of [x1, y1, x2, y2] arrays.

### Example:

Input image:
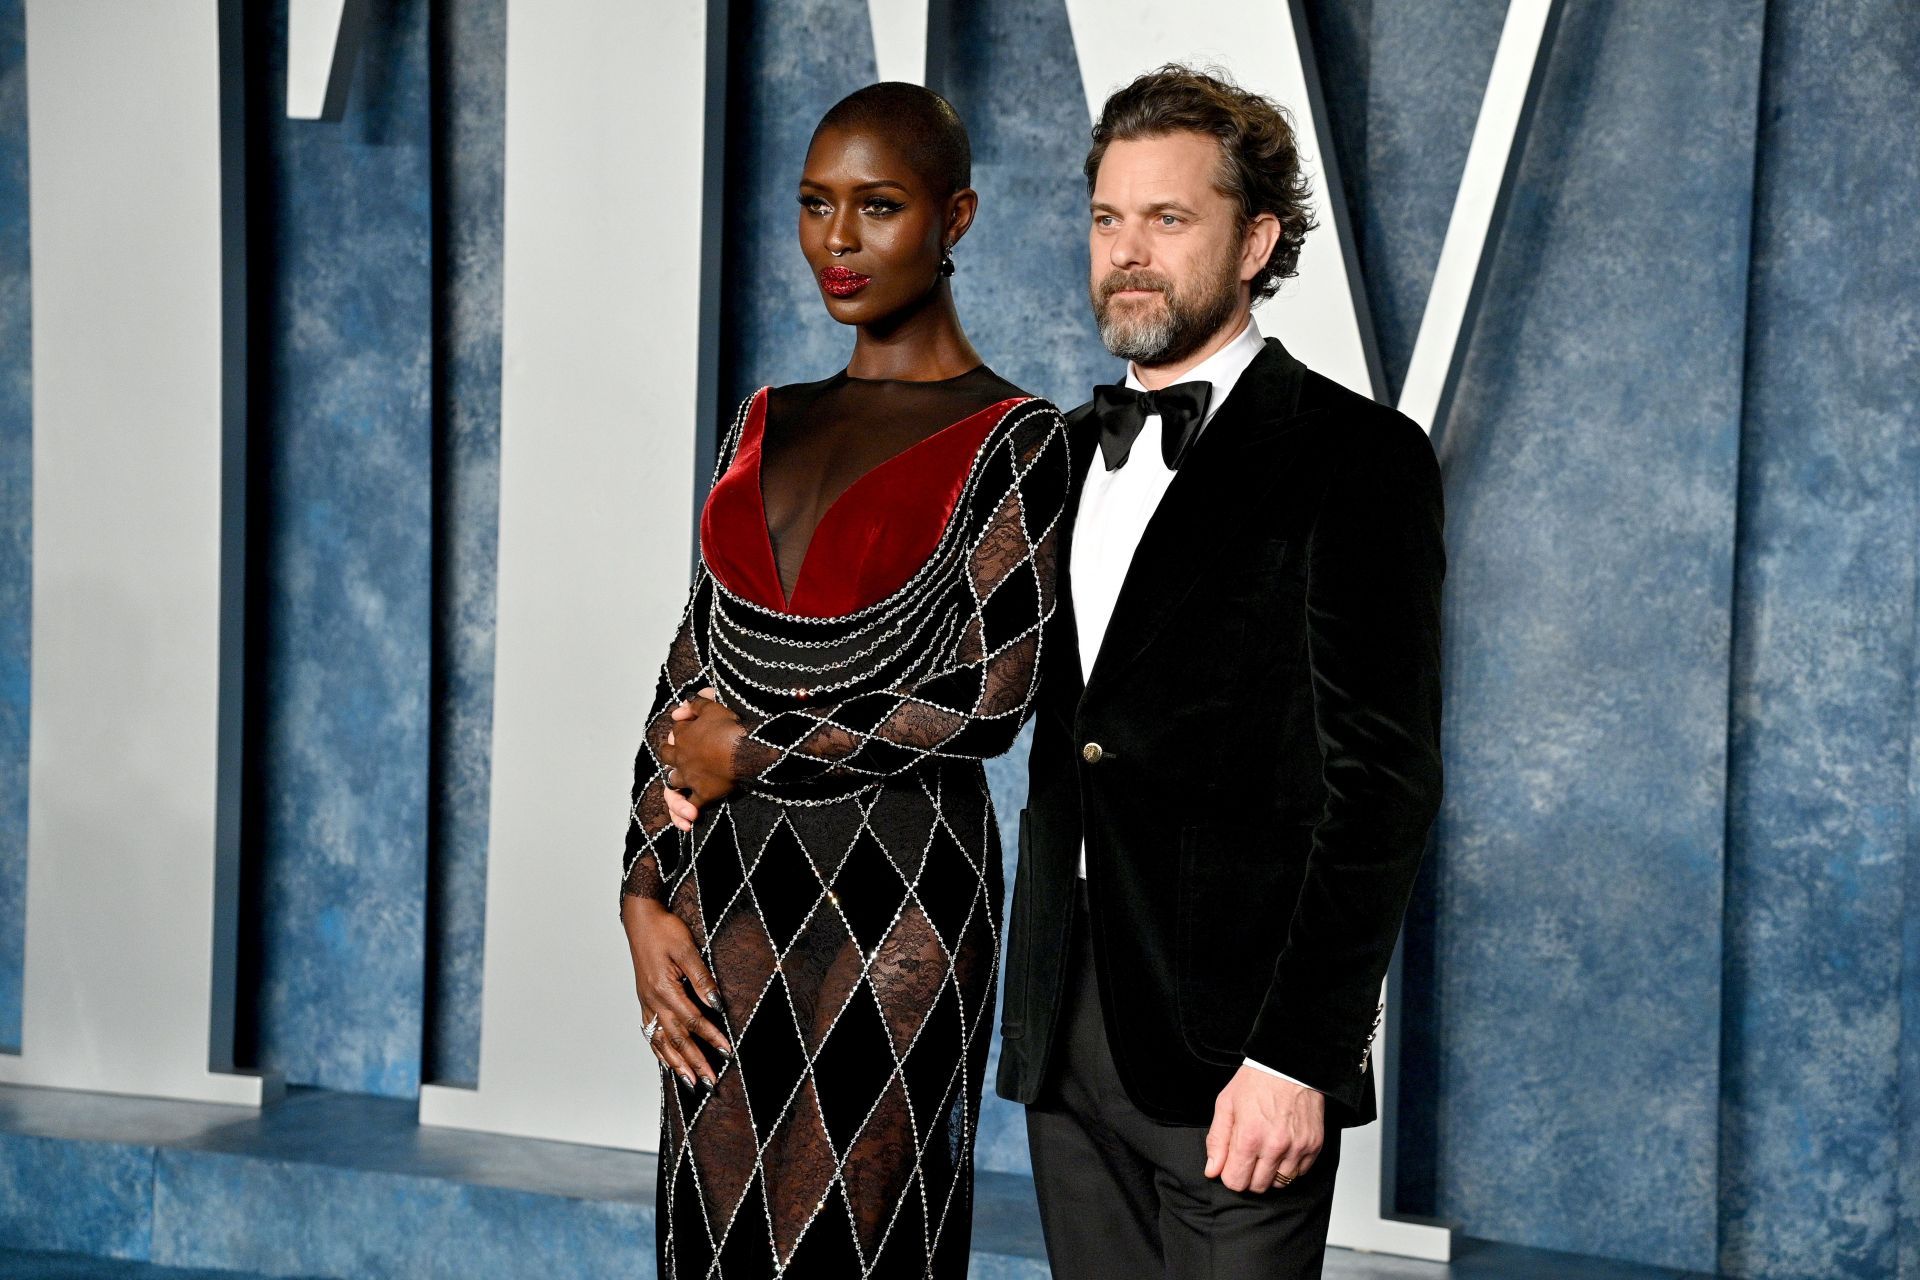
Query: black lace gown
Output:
[[620, 368, 1070, 1278]]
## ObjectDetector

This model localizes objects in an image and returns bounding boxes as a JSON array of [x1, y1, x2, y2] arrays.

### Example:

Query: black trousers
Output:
[[1025, 880, 1343, 1279]]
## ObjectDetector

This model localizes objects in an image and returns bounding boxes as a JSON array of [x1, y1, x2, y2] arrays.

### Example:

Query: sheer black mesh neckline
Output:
[[757, 365, 1025, 605]]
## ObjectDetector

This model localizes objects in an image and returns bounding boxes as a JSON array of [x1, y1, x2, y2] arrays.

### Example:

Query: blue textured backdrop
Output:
[[425, 0, 506, 1092], [1423, 3, 1762, 1270], [1719, 3, 1920, 1277], [0, 0, 26, 1057], [245, 0, 434, 1097], [0, 1, 1916, 1276]]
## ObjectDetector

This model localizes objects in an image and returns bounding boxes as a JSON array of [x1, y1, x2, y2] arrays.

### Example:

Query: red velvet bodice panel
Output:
[[701, 387, 1029, 618]]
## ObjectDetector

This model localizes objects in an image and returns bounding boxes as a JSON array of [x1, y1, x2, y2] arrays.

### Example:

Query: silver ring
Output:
[[643, 1014, 661, 1043]]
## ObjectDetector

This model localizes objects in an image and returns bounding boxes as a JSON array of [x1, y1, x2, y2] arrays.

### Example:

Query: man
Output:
[[994, 66, 1445, 1277]]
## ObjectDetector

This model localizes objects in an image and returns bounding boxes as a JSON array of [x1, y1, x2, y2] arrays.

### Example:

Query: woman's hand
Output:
[[660, 688, 742, 828], [620, 892, 732, 1088]]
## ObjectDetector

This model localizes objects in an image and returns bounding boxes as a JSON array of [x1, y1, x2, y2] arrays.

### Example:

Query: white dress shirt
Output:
[[1068, 315, 1315, 1093]]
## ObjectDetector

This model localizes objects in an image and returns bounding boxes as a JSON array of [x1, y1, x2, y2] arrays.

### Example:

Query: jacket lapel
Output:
[[1081, 338, 1306, 694]]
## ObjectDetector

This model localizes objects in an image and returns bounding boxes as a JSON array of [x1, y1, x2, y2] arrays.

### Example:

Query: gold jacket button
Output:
[[1081, 741, 1105, 764]]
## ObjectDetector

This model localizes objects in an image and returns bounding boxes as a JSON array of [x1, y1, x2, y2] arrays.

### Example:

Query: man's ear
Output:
[[1241, 211, 1281, 284]]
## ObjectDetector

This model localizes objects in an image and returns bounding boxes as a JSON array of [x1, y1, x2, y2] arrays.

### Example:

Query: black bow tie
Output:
[[1089, 380, 1213, 471]]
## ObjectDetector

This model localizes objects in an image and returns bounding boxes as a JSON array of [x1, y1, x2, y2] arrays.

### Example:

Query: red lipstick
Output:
[[820, 265, 871, 297]]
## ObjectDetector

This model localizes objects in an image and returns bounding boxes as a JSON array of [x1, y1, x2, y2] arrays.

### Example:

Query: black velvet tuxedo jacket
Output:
[[994, 337, 1445, 1129]]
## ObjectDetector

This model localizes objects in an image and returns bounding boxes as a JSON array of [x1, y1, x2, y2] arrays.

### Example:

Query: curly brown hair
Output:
[[1084, 64, 1317, 300]]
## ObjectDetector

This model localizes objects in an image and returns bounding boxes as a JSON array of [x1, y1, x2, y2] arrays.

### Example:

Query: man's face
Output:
[[1088, 131, 1251, 368]]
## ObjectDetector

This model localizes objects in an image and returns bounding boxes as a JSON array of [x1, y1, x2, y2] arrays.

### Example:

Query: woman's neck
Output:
[[846, 282, 982, 382]]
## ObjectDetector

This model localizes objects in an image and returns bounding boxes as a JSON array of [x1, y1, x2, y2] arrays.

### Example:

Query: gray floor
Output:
[[1324, 1238, 1714, 1279], [0, 1249, 327, 1279], [0, 1241, 1717, 1279], [0, 1083, 1717, 1280]]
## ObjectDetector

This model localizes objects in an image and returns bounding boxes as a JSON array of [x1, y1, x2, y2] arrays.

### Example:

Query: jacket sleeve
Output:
[[1239, 413, 1445, 1121], [728, 403, 1070, 801]]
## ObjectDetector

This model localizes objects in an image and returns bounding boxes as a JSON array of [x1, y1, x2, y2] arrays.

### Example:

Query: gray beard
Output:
[[1092, 264, 1243, 368], [1097, 304, 1179, 363]]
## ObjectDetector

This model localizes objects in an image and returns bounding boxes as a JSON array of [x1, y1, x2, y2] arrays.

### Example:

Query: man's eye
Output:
[[1094, 215, 1116, 228], [1159, 214, 1181, 226]]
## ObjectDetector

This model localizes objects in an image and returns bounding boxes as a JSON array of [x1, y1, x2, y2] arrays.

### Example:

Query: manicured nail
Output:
[[679, 1070, 694, 1088]]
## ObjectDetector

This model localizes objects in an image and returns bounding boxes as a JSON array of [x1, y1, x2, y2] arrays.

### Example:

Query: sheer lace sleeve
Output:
[[729, 402, 1069, 798], [618, 576, 712, 907]]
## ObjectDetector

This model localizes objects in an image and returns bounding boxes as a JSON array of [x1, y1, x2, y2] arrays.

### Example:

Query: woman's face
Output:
[[797, 124, 967, 326]]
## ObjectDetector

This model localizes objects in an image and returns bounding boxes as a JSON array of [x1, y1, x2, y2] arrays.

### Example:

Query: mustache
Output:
[[1095, 270, 1174, 303]]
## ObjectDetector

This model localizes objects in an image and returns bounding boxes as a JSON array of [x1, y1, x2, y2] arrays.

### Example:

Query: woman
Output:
[[617, 82, 1069, 1278]]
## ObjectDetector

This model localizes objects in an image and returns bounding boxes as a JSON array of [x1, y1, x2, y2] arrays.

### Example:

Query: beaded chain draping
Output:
[[621, 382, 1070, 1278]]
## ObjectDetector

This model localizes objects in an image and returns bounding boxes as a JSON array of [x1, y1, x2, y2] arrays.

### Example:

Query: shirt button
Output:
[[1081, 742, 1105, 764]]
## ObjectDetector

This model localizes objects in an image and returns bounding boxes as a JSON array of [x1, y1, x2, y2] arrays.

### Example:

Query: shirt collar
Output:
[[1121, 314, 1264, 430]]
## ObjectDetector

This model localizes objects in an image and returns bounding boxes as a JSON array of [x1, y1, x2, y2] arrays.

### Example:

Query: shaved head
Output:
[[812, 82, 972, 199]]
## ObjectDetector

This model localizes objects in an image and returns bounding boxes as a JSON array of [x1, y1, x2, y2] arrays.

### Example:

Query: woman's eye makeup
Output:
[[797, 194, 902, 215]]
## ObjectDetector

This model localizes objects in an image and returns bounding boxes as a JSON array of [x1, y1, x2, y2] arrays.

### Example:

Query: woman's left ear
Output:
[[946, 187, 979, 249]]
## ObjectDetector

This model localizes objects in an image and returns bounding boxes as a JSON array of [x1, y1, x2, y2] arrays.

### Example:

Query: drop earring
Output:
[[939, 242, 955, 277]]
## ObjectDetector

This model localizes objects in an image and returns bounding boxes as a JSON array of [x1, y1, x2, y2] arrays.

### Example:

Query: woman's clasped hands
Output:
[[622, 687, 744, 1088], [658, 687, 739, 830]]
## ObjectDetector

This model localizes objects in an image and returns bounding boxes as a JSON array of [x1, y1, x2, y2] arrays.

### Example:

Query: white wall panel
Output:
[[418, 0, 718, 1151], [0, 0, 267, 1107]]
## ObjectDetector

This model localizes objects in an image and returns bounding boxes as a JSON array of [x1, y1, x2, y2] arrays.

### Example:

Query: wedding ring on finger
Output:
[[1272, 1172, 1295, 1189]]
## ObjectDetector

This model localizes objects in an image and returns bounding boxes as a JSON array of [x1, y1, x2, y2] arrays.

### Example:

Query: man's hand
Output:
[[660, 689, 734, 829], [1204, 1065, 1325, 1193]]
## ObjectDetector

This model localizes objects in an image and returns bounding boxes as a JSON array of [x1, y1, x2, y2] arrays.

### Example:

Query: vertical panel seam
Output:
[[1714, 0, 1776, 1269]]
